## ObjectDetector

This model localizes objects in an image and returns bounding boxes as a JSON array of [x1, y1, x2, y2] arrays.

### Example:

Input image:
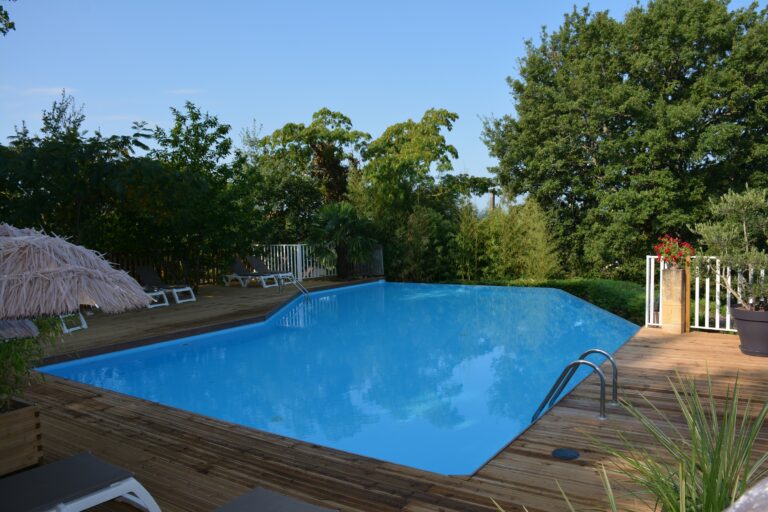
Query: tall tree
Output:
[[153, 101, 232, 177], [484, 0, 768, 279], [352, 109, 460, 278], [0, 92, 150, 246], [243, 109, 370, 203], [151, 102, 241, 282], [361, 109, 458, 215]]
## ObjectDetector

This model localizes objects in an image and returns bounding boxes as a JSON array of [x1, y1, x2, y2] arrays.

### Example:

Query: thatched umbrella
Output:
[[0, 224, 43, 238], [0, 320, 39, 339], [0, 225, 150, 336]]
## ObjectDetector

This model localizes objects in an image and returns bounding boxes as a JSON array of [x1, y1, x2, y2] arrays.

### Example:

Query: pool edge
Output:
[[40, 278, 384, 367]]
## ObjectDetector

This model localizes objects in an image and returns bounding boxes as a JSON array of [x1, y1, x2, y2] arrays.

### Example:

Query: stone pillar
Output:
[[661, 266, 688, 334]]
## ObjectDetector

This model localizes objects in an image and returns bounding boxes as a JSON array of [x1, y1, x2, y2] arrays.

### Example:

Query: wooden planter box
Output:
[[0, 398, 42, 476], [661, 266, 689, 334]]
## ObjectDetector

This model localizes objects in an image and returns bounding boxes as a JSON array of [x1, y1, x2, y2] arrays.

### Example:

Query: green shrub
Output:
[[454, 278, 645, 324], [602, 373, 768, 511], [0, 318, 58, 410], [482, 200, 560, 280], [454, 203, 486, 281], [395, 206, 456, 282]]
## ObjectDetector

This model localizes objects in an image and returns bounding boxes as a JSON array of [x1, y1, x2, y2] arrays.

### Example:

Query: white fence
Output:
[[279, 294, 339, 328], [255, 244, 384, 282], [256, 244, 335, 281], [645, 255, 663, 327], [691, 257, 736, 333], [645, 255, 757, 333]]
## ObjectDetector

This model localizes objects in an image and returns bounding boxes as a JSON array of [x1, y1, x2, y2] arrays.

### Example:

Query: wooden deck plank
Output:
[[25, 292, 768, 512]]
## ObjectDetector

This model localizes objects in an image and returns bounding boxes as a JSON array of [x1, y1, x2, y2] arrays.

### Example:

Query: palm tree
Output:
[[311, 202, 375, 279]]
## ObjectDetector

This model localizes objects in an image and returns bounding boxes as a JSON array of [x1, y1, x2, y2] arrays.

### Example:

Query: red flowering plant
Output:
[[654, 234, 695, 267]]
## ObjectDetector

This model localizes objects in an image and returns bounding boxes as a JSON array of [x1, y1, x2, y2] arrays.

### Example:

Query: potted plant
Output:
[[0, 319, 58, 475], [694, 188, 768, 356], [0, 223, 152, 475], [653, 234, 695, 334]]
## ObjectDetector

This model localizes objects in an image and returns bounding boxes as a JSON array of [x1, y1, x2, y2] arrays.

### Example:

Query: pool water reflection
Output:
[[41, 281, 638, 475]]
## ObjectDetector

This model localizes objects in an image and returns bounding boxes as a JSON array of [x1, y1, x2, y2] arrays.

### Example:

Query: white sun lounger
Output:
[[223, 259, 279, 288], [0, 452, 161, 512], [137, 266, 196, 304], [59, 312, 88, 333], [146, 290, 169, 308], [247, 256, 296, 285]]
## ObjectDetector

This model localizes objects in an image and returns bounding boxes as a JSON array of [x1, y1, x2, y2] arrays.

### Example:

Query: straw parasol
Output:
[[0, 320, 39, 339], [0, 224, 151, 336], [0, 224, 43, 238]]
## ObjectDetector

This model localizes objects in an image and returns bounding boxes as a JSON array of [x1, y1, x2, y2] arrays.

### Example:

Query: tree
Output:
[[153, 101, 232, 177], [243, 109, 370, 203], [694, 188, 768, 309], [361, 108, 458, 218], [482, 199, 559, 280], [395, 206, 457, 282], [231, 157, 323, 242], [151, 102, 241, 282], [0, 92, 151, 246], [353, 109, 460, 278], [484, 1, 768, 280], [0, 95, 261, 285], [310, 202, 375, 279], [1, 1, 15, 36], [454, 203, 486, 281]]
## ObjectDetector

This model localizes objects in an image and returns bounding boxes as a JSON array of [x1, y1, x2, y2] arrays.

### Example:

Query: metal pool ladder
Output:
[[531, 349, 618, 422], [290, 279, 310, 296]]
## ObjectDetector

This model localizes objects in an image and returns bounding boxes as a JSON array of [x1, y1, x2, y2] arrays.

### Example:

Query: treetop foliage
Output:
[[8, 1, 760, 285], [243, 108, 370, 203], [2, 92, 504, 283], [485, 0, 768, 279], [0, 1, 14, 36], [153, 101, 232, 178]]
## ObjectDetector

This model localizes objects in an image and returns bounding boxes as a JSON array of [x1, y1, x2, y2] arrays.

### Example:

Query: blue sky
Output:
[[0, 0, 761, 203]]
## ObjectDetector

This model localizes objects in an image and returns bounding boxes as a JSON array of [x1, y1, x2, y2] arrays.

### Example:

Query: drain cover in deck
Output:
[[551, 448, 580, 460]]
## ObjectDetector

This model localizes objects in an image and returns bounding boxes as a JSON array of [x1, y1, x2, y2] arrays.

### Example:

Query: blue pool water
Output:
[[41, 282, 638, 475]]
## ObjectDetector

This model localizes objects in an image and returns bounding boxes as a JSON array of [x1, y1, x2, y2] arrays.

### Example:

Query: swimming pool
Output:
[[41, 281, 638, 475]]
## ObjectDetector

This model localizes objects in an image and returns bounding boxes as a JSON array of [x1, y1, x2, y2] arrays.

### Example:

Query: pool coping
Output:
[[41, 277, 383, 366]]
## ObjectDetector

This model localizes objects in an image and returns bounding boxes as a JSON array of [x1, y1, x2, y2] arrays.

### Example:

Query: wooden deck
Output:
[[28, 307, 768, 511]]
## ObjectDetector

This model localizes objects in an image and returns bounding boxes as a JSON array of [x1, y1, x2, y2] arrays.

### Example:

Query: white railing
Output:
[[692, 256, 736, 332], [645, 255, 759, 333], [255, 244, 336, 282], [254, 244, 384, 282], [279, 294, 339, 328], [354, 245, 385, 277], [645, 255, 663, 327]]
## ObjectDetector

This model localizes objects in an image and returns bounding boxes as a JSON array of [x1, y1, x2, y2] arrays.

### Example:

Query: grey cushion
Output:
[[726, 478, 768, 511], [218, 487, 336, 512], [0, 452, 133, 512]]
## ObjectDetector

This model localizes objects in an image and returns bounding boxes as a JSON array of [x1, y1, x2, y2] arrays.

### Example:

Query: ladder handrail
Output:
[[548, 349, 618, 407], [291, 279, 310, 296], [531, 359, 607, 423]]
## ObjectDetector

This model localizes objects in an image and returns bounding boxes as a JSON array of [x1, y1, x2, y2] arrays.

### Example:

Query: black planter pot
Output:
[[731, 307, 768, 356]]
